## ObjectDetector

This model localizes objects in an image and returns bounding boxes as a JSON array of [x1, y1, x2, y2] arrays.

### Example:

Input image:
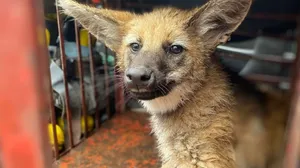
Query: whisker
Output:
[[158, 84, 166, 95], [160, 83, 170, 93]]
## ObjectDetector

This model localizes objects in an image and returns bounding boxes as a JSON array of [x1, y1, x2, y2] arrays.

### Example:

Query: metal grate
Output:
[[0, 0, 125, 166], [48, 0, 125, 160]]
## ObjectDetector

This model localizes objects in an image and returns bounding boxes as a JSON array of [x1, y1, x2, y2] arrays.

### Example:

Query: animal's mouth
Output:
[[129, 81, 175, 100]]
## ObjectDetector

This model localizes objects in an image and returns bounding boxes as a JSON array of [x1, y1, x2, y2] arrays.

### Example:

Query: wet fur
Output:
[[57, 0, 289, 167]]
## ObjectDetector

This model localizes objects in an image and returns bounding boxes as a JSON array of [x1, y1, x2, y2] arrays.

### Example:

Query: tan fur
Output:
[[233, 85, 290, 168], [55, 0, 291, 168], [258, 87, 290, 168], [150, 67, 237, 167]]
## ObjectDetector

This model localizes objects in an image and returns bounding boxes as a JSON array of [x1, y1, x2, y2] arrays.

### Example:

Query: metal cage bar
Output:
[[88, 33, 100, 129], [56, 3, 74, 149], [74, 21, 89, 138], [114, 65, 125, 114], [49, 66, 59, 159], [103, 46, 111, 118], [0, 0, 52, 167]]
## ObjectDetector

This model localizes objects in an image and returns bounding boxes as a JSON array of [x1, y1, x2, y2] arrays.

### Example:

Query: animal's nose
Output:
[[125, 67, 154, 88]]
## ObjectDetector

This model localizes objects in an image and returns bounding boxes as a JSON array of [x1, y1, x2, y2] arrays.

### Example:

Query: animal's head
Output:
[[58, 0, 252, 113]]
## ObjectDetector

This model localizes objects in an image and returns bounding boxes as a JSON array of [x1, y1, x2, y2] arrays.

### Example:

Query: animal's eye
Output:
[[169, 45, 184, 54], [130, 43, 141, 52]]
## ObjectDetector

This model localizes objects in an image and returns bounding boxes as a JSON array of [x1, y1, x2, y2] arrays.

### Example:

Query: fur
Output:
[[57, 0, 289, 167]]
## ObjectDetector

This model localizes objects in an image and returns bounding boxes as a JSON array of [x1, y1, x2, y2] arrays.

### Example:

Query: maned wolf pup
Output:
[[58, 0, 252, 167]]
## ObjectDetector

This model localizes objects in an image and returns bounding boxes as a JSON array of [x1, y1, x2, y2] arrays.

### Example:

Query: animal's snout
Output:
[[125, 67, 155, 89]]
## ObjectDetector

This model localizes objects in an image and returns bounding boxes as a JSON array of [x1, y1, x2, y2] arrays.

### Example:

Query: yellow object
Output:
[[81, 115, 95, 133], [80, 29, 89, 47], [57, 115, 94, 134], [45, 29, 50, 46], [48, 124, 64, 150], [45, 14, 57, 21], [57, 117, 64, 130]]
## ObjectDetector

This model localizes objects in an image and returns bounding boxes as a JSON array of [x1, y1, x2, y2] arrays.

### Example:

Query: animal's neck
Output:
[[149, 67, 235, 159]]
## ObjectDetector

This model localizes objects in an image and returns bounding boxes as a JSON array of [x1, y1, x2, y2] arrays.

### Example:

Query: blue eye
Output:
[[130, 43, 141, 52], [169, 45, 183, 54]]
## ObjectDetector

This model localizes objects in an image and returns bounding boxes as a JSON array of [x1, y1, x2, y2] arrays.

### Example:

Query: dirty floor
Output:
[[57, 111, 160, 168]]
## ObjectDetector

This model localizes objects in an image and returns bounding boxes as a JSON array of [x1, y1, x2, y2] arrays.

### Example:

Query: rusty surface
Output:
[[74, 21, 89, 138], [0, 0, 52, 167], [49, 53, 59, 159], [86, 1, 100, 129], [46, 14, 59, 159], [56, 3, 74, 148], [104, 0, 125, 113], [58, 111, 159, 168], [88, 33, 100, 129], [114, 65, 125, 114], [283, 21, 300, 168], [103, 0, 108, 7]]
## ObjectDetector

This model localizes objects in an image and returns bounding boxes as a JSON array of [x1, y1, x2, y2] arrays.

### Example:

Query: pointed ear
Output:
[[57, 0, 134, 51], [188, 0, 252, 46]]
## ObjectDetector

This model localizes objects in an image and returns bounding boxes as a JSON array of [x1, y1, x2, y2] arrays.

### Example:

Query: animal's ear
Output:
[[57, 0, 134, 51], [188, 0, 252, 46]]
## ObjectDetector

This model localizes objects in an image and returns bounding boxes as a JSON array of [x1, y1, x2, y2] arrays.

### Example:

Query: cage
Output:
[[0, 0, 299, 168]]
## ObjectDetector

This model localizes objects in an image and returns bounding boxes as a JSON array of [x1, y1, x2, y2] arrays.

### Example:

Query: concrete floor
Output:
[[57, 111, 159, 168]]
